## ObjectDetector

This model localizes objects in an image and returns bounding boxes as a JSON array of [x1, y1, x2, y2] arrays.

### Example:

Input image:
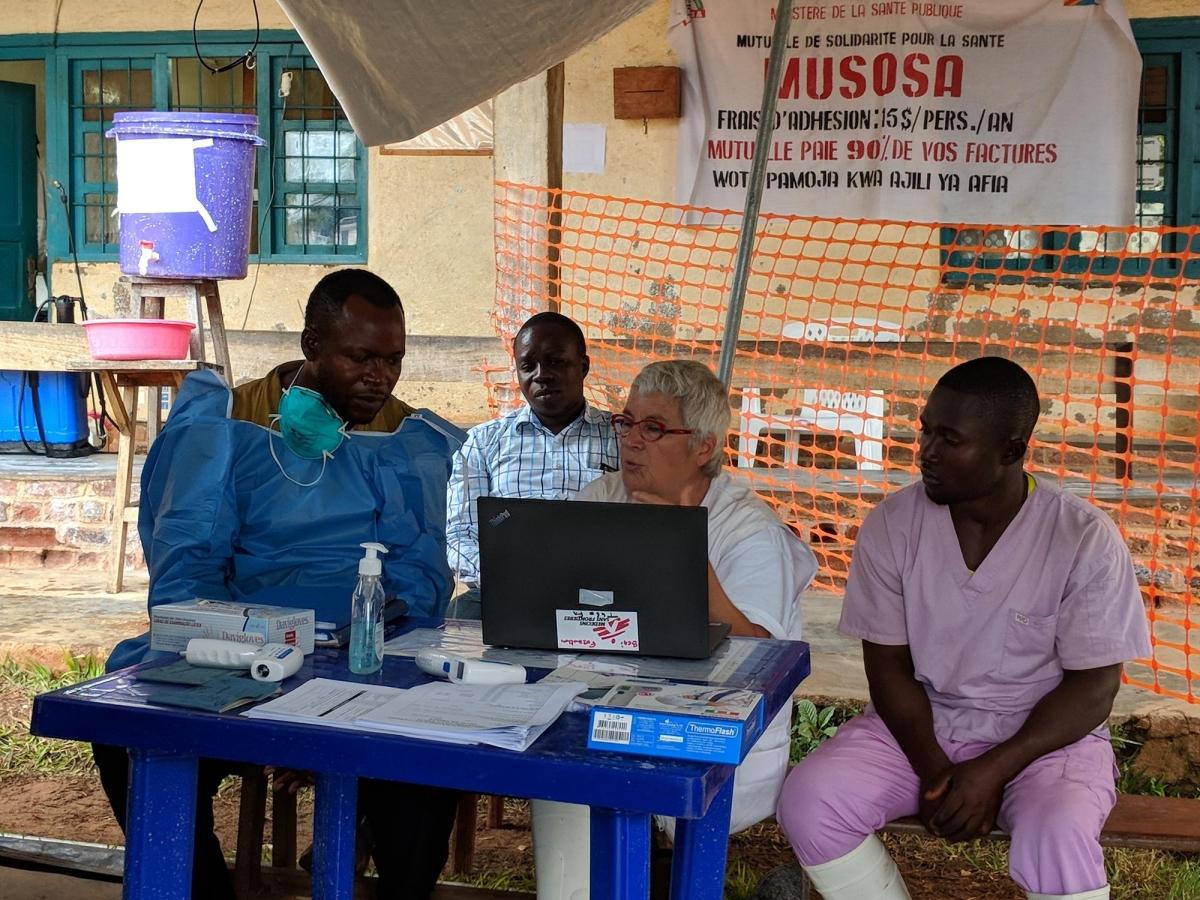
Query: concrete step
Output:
[[0, 569, 147, 668]]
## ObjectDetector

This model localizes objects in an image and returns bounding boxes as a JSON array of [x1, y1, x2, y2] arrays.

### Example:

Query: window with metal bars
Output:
[[272, 56, 361, 255], [63, 40, 365, 262], [940, 20, 1200, 284], [70, 58, 153, 254]]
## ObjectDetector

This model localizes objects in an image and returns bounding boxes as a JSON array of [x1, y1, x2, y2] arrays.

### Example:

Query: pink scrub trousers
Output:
[[776, 712, 1116, 895]]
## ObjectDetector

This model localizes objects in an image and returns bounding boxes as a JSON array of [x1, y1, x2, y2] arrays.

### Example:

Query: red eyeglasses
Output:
[[610, 414, 694, 442]]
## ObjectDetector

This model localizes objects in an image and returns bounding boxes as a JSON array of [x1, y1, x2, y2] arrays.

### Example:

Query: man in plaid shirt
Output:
[[446, 312, 619, 589]]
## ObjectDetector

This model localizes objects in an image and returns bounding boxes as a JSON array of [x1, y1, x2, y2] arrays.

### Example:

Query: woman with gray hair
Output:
[[531, 359, 817, 899]]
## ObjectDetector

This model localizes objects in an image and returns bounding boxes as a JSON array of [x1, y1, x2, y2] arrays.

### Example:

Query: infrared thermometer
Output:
[[184, 639, 304, 683], [415, 649, 526, 685]]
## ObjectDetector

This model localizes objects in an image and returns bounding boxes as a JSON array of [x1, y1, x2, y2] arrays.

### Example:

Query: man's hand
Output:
[[265, 766, 314, 795], [917, 765, 953, 832], [924, 756, 1007, 843]]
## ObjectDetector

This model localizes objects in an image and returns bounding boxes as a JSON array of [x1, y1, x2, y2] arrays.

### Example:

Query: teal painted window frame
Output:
[[268, 55, 364, 258], [0, 31, 368, 267], [69, 56, 156, 256]]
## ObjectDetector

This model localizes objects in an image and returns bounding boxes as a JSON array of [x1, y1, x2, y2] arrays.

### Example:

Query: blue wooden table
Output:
[[31, 622, 809, 900]]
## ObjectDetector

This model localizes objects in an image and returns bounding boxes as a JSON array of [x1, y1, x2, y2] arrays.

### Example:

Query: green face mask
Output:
[[268, 371, 350, 488], [275, 383, 348, 460]]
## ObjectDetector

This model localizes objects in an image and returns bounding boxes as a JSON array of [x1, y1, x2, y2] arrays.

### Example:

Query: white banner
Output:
[[668, 0, 1141, 225]]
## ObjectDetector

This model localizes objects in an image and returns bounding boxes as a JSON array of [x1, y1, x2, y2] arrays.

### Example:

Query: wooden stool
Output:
[[231, 766, 299, 897], [232, 768, 379, 897], [449, 793, 508, 875], [126, 276, 234, 443], [65, 361, 218, 593], [95, 277, 234, 593]]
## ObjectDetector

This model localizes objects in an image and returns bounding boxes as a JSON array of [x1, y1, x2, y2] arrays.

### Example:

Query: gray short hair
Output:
[[630, 360, 731, 477]]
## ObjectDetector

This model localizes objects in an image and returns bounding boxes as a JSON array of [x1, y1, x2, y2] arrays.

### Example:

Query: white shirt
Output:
[[446, 403, 619, 584], [578, 470, 815, 833]]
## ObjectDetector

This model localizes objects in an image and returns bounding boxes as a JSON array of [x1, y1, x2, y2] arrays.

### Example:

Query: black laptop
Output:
[[478, 496, 730, 659]]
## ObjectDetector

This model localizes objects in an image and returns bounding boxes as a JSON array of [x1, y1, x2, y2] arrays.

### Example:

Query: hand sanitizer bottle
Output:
[[349, 542, 388, 674]]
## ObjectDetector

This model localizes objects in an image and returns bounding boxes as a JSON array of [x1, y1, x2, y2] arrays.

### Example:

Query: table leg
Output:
[[312, 772, 358, 900], [669, 776, 734, 900], [123, 749, 199, 900], [107, 380, 138, 594], [590, 806, 651, 900]]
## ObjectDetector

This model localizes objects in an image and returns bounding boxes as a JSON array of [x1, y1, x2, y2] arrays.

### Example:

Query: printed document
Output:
[[357, 681, 587, 751], [244, 678, 405, 730]]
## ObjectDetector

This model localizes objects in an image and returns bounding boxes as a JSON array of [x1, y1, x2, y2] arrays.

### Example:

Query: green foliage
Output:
[[1110, 723, 1200, 800], [1104, 848, 1200, 899], [722, 859, 760, 900], [454, 869, 537, 893], [878, 835, 1200, 900], [0, 652, 104, 693], [790, 699, 858, 763], [0, 653, 106, 776], [1167, 859, 1200, 900], [0, 724, 95, 775]]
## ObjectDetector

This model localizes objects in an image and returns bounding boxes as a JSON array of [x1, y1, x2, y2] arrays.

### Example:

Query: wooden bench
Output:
[[772, 794, 1200, 900], [881, 794, 1200, 852]]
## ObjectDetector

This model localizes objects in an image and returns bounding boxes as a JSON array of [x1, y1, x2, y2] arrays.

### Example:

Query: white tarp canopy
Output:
[[274, 0, 655, 147]]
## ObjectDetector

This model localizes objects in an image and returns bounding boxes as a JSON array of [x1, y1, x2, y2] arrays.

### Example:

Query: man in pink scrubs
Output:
[[776, 357, 1150, 900]]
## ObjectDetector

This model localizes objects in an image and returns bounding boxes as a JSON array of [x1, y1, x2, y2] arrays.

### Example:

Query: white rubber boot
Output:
[[1027, 889, 1110, 900], [531, 799, 590, 900], [803, 834, 912, 899]]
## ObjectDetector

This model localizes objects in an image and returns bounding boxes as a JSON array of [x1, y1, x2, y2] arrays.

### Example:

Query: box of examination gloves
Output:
[[150, 599, 315, 655], [586, 683, 764, 764]]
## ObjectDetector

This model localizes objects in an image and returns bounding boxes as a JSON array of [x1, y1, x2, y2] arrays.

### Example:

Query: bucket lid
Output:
[[107, 111, 265, 144]]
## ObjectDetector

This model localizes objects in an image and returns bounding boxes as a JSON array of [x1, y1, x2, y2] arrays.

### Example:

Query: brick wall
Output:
[[0, 476, 144, 571]]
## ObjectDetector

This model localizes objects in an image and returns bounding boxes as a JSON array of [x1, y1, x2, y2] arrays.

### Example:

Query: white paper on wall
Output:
[[563, 123, 607, 174]]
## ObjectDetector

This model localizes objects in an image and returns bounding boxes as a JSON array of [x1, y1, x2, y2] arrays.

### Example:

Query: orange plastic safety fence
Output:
[[492, 181, 1200, 704]]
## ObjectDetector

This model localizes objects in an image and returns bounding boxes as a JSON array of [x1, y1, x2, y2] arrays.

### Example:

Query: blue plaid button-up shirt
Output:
[[446, 402, 619, 584]]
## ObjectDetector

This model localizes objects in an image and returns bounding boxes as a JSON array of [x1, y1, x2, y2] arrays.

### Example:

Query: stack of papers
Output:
[[244, 679, 406, 727], [358, 681, 586, 751], [244, 678, 585, 752]]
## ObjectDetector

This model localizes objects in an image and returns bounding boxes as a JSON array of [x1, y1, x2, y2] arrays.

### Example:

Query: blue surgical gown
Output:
[[108, 370, 459, 671]]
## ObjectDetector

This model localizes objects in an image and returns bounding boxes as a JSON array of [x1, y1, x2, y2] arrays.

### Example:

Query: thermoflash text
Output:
[[415, 649, 526, 685]]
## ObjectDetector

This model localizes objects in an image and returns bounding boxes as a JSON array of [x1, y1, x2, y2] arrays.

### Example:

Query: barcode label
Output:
[[591, 712, 632, 745]]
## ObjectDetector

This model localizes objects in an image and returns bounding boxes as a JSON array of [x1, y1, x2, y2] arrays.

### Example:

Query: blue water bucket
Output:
[[106, 112, 265, 280], [0, 370, 91, 457]]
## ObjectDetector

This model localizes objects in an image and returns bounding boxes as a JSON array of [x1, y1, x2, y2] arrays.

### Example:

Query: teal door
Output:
[[0, 82, 36, 322]]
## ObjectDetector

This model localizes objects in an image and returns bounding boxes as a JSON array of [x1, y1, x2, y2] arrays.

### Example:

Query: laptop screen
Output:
[[478, 497, 713, 658]]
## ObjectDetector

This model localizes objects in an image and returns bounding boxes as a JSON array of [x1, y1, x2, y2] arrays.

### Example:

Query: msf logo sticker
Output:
[[556, 609, 640, 651], [593, 616, 632, 643]]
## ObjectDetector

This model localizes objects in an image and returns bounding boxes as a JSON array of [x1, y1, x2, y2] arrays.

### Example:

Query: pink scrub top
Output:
[[839, 474, 1152, 744]]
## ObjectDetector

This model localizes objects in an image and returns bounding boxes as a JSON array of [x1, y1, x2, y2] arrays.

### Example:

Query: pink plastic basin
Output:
[[82, 319, 196, 361]]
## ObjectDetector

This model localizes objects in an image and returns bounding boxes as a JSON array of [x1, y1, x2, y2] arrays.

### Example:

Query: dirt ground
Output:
[[0, 773, 1025, 899]]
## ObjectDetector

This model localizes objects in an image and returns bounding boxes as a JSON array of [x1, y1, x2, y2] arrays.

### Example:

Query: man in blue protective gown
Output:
[[92, 269, 462, 900]]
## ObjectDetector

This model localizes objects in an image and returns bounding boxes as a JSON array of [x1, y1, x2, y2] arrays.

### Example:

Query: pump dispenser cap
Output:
[[359, 541, 388, 576]]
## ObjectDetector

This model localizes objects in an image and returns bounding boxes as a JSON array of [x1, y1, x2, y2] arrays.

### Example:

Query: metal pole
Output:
[[716, 0, 794, 387]]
